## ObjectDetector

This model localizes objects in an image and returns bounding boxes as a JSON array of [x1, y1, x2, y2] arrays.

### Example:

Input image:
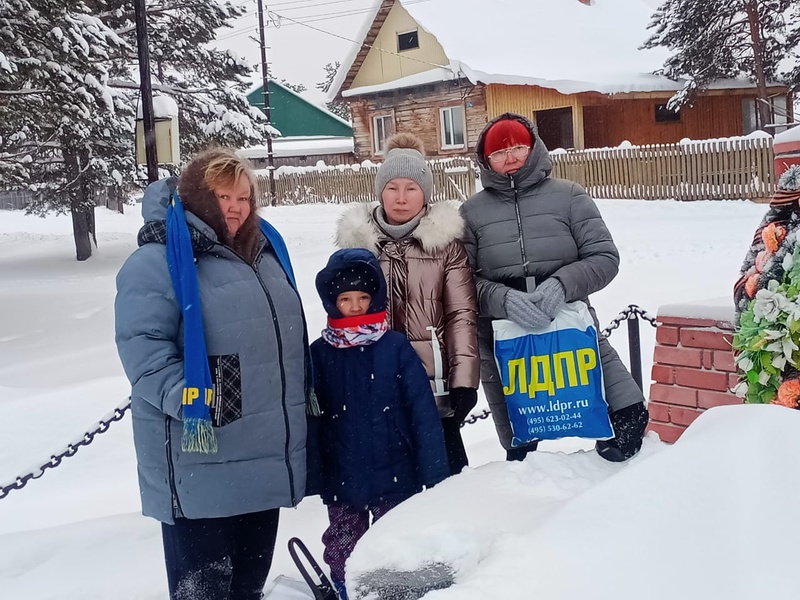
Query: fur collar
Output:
[[335, 200, 464, 255]]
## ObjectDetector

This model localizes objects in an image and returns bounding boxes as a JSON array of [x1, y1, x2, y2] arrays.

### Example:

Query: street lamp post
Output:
[[134, 0, 159, 184]]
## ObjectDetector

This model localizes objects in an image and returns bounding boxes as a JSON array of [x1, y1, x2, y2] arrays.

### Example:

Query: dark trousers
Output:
[[322, 501, 399, 583], [441, 417, 469, 474], [161, 508, 280, 600]]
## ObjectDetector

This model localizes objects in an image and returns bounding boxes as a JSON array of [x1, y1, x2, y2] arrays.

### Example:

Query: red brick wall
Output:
[[648, 313, 741, 443]]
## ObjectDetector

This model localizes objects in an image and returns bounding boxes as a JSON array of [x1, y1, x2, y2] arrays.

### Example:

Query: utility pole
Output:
[[134, 0, 159, 184], [256, 0, 277, 206]]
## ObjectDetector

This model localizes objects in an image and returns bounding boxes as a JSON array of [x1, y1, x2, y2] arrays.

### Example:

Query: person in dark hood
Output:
[[335, 133, 479, 475], [306, 248, 449, 599], [115, 147, 309, 600], [459, 113, 649, 462]]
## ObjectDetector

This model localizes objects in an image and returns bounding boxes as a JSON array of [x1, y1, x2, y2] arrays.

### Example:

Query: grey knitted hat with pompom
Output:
[[374, 133, 434, 204]]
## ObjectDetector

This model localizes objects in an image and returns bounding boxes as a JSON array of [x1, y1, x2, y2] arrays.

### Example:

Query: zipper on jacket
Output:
[[165, 416, 185, 520], [208, 238, 298, 504], [510, 176, 531, 278], [250, 258, 297, 506], [202, 235, 298, 505]]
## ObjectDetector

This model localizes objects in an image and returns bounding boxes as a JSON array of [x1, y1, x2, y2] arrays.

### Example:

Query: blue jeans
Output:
[[161, 509, 280, 600]]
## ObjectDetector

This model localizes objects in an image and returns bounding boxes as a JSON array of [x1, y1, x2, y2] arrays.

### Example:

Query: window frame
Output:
[[397, 29, 420, 52], [742, 95, 789, 134], [438, 104, 467, 151], [372, 113, 395, 156], [654, 103, 680, 123]]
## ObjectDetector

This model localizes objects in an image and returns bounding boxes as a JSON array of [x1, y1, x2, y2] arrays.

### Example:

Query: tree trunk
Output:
[[71, 204, 93, 261], [745, 0, 772, 131], [64, 149, 94, 261]]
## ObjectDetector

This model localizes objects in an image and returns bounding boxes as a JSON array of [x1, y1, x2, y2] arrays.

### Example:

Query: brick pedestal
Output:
[[647, 299, 742, 443]]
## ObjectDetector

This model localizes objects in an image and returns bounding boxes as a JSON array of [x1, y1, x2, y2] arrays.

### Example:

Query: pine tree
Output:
[[279, 79, 306, 94], [317, 61, 351, 121], [1, 0, 273, 261], [0, 0, 134, 260], [104, 0, 274, 157], [642, 0, 799, 130]]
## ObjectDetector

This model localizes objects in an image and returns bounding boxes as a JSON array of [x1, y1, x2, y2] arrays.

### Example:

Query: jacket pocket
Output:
[[208, 354, 243, 427]]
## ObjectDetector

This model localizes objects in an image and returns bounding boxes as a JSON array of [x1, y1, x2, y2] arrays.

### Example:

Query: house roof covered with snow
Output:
[[334, 0, 766, 98], [238, 136, 354, 159]]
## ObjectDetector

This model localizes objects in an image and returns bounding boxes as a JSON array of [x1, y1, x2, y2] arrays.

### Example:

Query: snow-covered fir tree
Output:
[[0, 0, 134, 260], [104, 0, 273, 157], [643, 0, 800, 129], [1, 0, 272, 260], [317, 61, 351, 122]]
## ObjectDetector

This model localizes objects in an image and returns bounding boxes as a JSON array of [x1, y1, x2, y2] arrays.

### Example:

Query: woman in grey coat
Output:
[[460, 113, 649, 462], [115, 148, 308, 600]]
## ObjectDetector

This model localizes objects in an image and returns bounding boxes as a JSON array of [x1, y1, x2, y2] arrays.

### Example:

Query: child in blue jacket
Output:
[[308, 248, 449, 599]]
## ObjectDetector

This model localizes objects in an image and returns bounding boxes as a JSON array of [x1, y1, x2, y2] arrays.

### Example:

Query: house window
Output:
[[373, 114, 395, 155], [397, 30, 419, 52], [742, 96, 789, 134], [655, 103, 680, 123], [440, 105, 466, 149]]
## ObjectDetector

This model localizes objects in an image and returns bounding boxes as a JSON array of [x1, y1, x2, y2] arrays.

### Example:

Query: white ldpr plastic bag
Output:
[[263, 575, 315, 600], [492, 301, 614, 447]]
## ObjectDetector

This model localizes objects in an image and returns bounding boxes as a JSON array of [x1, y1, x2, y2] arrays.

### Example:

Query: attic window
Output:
[[655, 103, 680, 123], [397, 30, 419, 52]]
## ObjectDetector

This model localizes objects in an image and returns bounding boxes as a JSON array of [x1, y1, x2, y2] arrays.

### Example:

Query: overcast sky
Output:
[[214, 0, 381, 105]]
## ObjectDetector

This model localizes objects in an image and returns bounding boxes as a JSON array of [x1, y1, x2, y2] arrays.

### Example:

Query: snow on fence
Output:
[[550, 136, 775, 201], [254, 157, 477, 206]]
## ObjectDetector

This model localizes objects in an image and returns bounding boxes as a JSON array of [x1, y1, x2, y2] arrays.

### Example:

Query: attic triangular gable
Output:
[[331, 0, 395, 100]]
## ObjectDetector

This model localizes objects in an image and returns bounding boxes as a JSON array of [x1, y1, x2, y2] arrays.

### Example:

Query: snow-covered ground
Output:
[[0, 198, 775, 599]]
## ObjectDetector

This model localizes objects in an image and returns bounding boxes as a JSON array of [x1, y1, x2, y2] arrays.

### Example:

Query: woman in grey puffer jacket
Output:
[[460, 113, 649, 462], [115, 148, 308, 600]]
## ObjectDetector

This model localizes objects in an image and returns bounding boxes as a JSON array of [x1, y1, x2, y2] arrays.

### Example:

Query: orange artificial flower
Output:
[[774, 378, 800, 408], [755, 250, 771, 273], [762, 223, 787, 254], [745, 273, 760, 298]]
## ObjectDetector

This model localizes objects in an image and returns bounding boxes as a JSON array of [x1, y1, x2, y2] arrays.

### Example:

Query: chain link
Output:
[[0, 307, 660, 496], [600, 304, 659, 338], [0, 398, 132, 500], [461, 305, 658, 428]]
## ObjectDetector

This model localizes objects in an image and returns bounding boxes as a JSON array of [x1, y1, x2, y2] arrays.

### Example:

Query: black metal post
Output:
[[134, 0, 159, 184], [628, 315, 643, 391], [256, 0, 276, 206]]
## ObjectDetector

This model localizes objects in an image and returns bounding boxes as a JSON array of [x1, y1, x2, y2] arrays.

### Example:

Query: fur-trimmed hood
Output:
[[335, 200, 465, 256]]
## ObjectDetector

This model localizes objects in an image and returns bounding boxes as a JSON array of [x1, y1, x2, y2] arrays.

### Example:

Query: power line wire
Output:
[[266, 0, 450, 72]]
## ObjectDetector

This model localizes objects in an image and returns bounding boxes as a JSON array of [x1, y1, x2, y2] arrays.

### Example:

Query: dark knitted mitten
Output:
[[596, 401, 649, 462], [449, 387, 478, 423]]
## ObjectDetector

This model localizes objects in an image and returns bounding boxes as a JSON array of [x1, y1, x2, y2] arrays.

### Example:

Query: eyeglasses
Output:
[[487, 144, 531, 165]]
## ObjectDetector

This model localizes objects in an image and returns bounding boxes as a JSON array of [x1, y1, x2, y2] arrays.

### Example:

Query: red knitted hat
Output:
[[483, 119, 533, 158]]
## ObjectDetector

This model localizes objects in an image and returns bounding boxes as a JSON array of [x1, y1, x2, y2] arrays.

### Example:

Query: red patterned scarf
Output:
[[322, 311, 389, 348]]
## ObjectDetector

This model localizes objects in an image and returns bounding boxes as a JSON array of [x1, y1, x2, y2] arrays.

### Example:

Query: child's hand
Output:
[[449, 387, 478, 422]]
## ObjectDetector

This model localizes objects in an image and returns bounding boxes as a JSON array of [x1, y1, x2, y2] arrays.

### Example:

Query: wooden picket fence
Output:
[[254, 157, 477, 206], [254, 137, 774, 204], [550, 136, 775, 201]]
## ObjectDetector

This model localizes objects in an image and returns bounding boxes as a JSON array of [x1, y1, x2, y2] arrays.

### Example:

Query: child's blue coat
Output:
[[307, 247, 449, 508], [308, 332, 449, 507]]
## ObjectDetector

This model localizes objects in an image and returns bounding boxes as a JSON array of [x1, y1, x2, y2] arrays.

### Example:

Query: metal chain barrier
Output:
[[0, 306, 661, 497], [0, 398, 132, 500], [600, 304, 659, 338], [460, 304, 659, 428]]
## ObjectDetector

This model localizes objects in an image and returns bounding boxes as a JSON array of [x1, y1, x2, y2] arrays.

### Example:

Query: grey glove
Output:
[[529, 278, 566, 319], [504, 289, 552, 329]]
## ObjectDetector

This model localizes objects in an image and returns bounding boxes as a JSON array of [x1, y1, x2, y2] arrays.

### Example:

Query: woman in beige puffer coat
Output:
[[336, 133, 479, 475]]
